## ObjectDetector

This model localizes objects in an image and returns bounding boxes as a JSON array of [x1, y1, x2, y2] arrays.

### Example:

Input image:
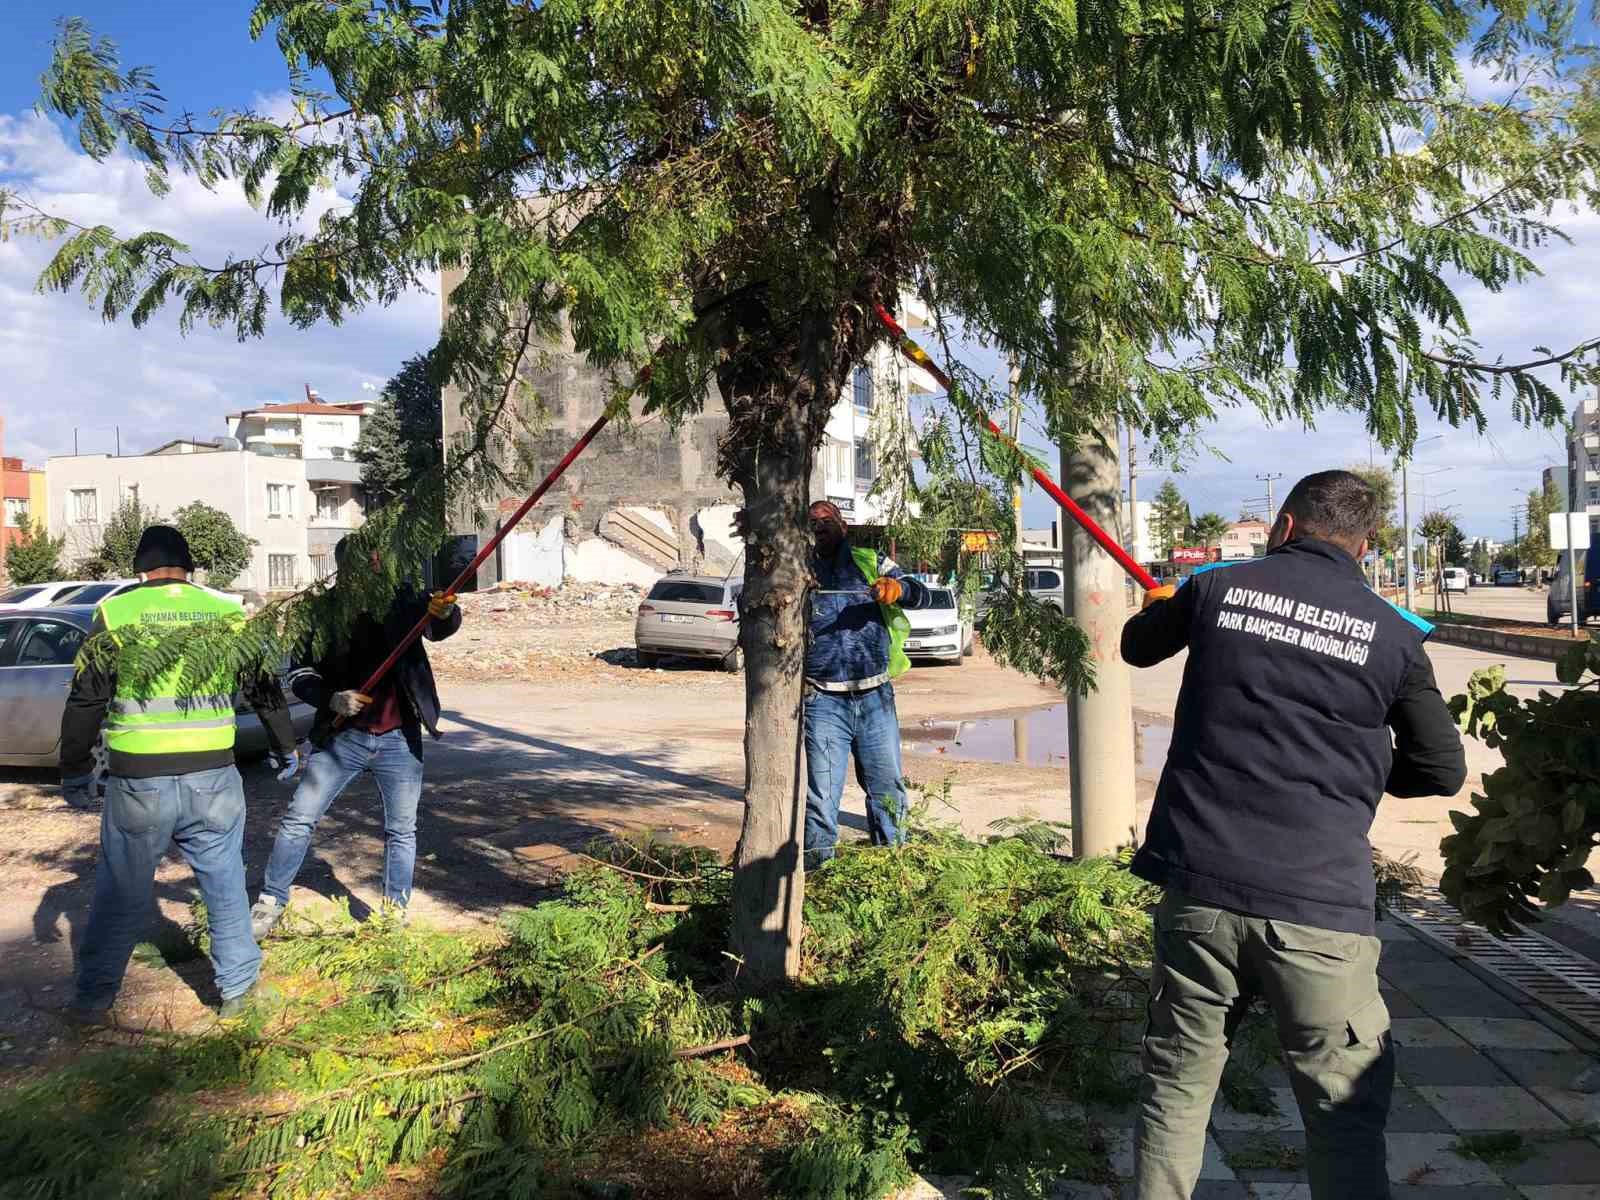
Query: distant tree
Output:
[[1191, 512, 1230, 549], [1349, 465, 1403, 562], [174, 502, 255, 589], [4, 516, 67, 585], [1519, 479, 1564, 570], [1470, 539, 1493, 577], [1152, 480, 1192, 559], [354, 351, 444, 508], [79, 498, 158, 580], [1419, 511, 1464, 585]]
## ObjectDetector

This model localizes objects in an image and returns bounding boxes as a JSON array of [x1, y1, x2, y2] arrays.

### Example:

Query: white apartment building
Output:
[[817, 295, 939, 523], [1571, 388, 1600, 537]]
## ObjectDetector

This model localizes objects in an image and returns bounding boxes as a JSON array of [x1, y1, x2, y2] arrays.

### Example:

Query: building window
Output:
[[316, 489, 341, 522], [310, 553, 332, 580], [852, 367, 874, 413], [854, 439, 876, 488], [123, 483, 140, 506], [268, 555, 298, 589], [1590, 484, 1599, 504], [3, 497, 27, 525], [71, 488, 98, 523], [267, 482, 295, 518], [823, 439, 851, 488]]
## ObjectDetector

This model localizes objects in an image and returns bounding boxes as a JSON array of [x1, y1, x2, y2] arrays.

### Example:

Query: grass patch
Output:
[[1452, 1132, 1534, 1167], [0, 822, 1168, 1200]]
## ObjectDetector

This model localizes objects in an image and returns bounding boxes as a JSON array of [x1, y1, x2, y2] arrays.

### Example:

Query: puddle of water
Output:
[[901, 703, 1172, 773]]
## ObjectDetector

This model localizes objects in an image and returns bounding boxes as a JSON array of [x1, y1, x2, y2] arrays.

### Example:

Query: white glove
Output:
[[272, 749, 301, 782], [331, 690, 371, 718]]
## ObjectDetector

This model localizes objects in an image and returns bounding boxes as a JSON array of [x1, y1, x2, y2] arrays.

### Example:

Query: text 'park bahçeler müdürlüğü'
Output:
[[1215, 585, 1378, 667]]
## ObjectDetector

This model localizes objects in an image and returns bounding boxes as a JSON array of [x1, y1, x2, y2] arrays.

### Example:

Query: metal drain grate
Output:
[[1388, 893, 1600, 1038]]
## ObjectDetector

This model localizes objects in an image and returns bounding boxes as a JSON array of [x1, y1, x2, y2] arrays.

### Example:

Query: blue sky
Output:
[[1, 3, 1594, 545]]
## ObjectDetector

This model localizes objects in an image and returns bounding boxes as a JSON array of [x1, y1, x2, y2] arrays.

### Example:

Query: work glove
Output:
[[331, 690, 372, 718], [1141, 584, 1178, 611], [870, 576, 904, 605], [427, 591, 457, 620], [271, 748, 301, 782], [62, 775, 97, 810]]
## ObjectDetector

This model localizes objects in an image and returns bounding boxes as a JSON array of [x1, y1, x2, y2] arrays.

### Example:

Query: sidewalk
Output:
[[900, 914, 1600, 1199]]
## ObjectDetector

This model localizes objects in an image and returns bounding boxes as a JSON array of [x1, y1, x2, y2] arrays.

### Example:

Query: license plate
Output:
[[904, 638, 923, 649], [659, 614, 693, 624]]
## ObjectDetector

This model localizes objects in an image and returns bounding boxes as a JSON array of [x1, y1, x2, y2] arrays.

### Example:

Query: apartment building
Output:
[[1220, 518, 1271, 560], [1571, 388, 1600, 537]]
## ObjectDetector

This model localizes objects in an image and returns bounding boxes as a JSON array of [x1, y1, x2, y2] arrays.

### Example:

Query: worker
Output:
[[60, 525, 299, 1022], [803, 500, 929, 865], [250, 536, 461, 939], [1121, 470, 1466, 1200]]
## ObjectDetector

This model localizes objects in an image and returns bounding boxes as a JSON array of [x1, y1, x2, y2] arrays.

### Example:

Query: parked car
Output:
[[0, 604, 314, 794], [974, 567, 1065, 626], [904, 586, 974, 664], [48, 580, 139, 607], [1441, 567, 1469, 594], [0, 581, 105, 610], [634, 573, 743, 672], [1494, 569, 1521, 587], [1548, 548, 1597, 626]]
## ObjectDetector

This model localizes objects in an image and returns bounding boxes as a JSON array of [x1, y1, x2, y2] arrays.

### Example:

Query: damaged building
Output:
[[439, 273, 937, 589]]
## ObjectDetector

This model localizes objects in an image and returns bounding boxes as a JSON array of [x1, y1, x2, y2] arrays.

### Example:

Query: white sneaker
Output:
[[250, 896, 286, 942]]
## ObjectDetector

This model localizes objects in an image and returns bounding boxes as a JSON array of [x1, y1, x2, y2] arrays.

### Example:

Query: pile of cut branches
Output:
[[0, 831, 1158, 1200]]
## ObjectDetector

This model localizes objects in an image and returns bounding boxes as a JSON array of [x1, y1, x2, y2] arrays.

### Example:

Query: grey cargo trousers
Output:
[[1135, 890, 1394, 1199]]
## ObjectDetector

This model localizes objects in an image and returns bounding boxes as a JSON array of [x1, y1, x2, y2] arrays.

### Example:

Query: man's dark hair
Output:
[[1280, 470, 1382, 549]]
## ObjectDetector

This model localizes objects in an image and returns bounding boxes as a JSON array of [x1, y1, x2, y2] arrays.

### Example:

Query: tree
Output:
[[355, 350, 445, 507], [4, 516, 67, 585], [77, 497, 158, 580], [1151, 480, 1193, 559], [1349, 465, 1403, 569], [1519, 478, 1565, 571], [1191, 512, 1230, 550], [16, 4, 1600, 978], [1419, 510, 1463, 588], [1471, 539, 1493, 578], [174, 502, 255, 589]]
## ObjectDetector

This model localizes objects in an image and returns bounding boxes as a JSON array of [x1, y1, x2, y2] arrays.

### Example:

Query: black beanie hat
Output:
[[133, 525, 194, 574]]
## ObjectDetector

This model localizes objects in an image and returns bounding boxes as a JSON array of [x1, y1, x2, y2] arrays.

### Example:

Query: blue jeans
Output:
[[75, 766, 259, 1007], [803, 682, 907, 865], [262, 727, 424, 908]]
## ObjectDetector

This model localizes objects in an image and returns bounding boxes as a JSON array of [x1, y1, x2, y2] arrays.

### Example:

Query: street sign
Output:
[[1550, 512, 1592, 551], [1171, 547, 1208, 564]]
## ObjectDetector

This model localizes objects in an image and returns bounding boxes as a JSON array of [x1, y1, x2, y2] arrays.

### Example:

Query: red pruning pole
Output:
[[346, 370, 647, 710], [872, 304, 1160, 592]]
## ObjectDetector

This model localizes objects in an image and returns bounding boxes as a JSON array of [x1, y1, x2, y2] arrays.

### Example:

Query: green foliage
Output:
[[1226, 1140, 1304, 1172], [1190, 513, 1230, 550], [1453, 1132, 1534, 1166], [3, 515, 67, 584], [355, 350, 445, 507], [1349, 465, 1402, 559], [1151, 481, 1192, 559], [80, 496, 157, 580], [0, 828, 1161, 1200], [1518, 478, 1567, 570], [1440, 643, 1600, 933], [173, 501, 255, 590], [1471, 538, 1494, 578]]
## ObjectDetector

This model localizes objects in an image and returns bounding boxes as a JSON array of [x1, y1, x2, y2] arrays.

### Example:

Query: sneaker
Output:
[[250, 896, 286, 942], [218, 982, 279, 1020]]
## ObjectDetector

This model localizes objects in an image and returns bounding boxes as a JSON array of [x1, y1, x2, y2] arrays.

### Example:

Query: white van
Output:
[[1442, 567, 1469, 593]]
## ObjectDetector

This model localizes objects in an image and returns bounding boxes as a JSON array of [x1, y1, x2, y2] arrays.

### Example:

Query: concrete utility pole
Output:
[[1008, 360, 1024, 539], [1255, 472, 1283, 519], [1061, 409, 1137, 859], [1402, 460, 1414, 611]]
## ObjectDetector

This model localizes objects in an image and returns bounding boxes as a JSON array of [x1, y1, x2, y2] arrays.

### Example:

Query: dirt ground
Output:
[[0, 595, 1103, 1073]]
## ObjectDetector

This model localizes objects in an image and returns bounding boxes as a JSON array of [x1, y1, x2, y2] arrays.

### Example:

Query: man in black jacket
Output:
[[1122, 470, 1465, 1200], [251, 538, 461, 938]]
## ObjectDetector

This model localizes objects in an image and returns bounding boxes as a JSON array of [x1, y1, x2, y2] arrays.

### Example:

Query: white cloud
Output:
[[0, 110, 436, 466]]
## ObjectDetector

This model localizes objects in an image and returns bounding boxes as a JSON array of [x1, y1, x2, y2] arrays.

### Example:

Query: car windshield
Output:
[[648, 580, 725, 604], [926, 588, 956, 609], [0, 587, 44, 605], [51, 583, 123, 605]]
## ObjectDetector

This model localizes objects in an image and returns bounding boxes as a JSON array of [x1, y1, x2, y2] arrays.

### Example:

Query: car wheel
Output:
[[636, 650, 659, 668], [722, 646, 743, 674]]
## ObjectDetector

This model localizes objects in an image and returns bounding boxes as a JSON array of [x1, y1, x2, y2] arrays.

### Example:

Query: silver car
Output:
[[0, 604, 314, 792], [634, 573, 743, 672]]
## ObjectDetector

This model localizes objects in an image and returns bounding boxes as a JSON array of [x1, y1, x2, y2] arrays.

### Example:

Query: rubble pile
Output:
[[431, 581, 727, 687]]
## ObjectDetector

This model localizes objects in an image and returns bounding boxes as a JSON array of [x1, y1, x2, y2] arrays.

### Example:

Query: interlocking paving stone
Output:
[[1399, 1047, 1519, 1086], [1188, 1183, 1251, 1199], [1406, 987, 1535, 1020], [1104, 1127, 1235, 1180], [1496, 1136, 1600, 1185], [1393, 1018, 1474, 1048], [1414, 1087, 1569, 1132], [1241, 1186, 1311, 1199], [1388, 1086, 1457, 1133], [1388, 1188, 1521, 1199], [1485, 1050, 1600, 1090], [1516, 1186, 1600, 1198], [1383, 941, 1453, 966], [1377, 921, 1414, 942], [1387, 962, 1492, 990], [1212, 1129, 1306, 1182], [1385, 987, 1428, 1018], [1439, 1019, 1576, 1051], [1385, 1132, 1510, 1186], [1210, 1087, 1304, 1131], [1048, 1184, 1114, 1199], [1530, 1085, 1600, 1124]]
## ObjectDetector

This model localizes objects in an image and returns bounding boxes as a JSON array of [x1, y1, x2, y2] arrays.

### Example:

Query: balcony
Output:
[[305, 458, 363, 484]]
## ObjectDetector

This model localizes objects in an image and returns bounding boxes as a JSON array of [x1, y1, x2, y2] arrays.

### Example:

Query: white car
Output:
[[903, 586, 974, 665], [1442, 567, 1469, 593], [0, 581, 106, 610]]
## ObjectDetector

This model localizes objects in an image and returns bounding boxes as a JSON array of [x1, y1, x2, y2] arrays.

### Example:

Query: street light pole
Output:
[[1400, 437, 1446, 613]]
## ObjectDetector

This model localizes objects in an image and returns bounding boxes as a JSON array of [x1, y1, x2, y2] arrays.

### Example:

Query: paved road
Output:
[[1438, 582, 1552, 624]]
